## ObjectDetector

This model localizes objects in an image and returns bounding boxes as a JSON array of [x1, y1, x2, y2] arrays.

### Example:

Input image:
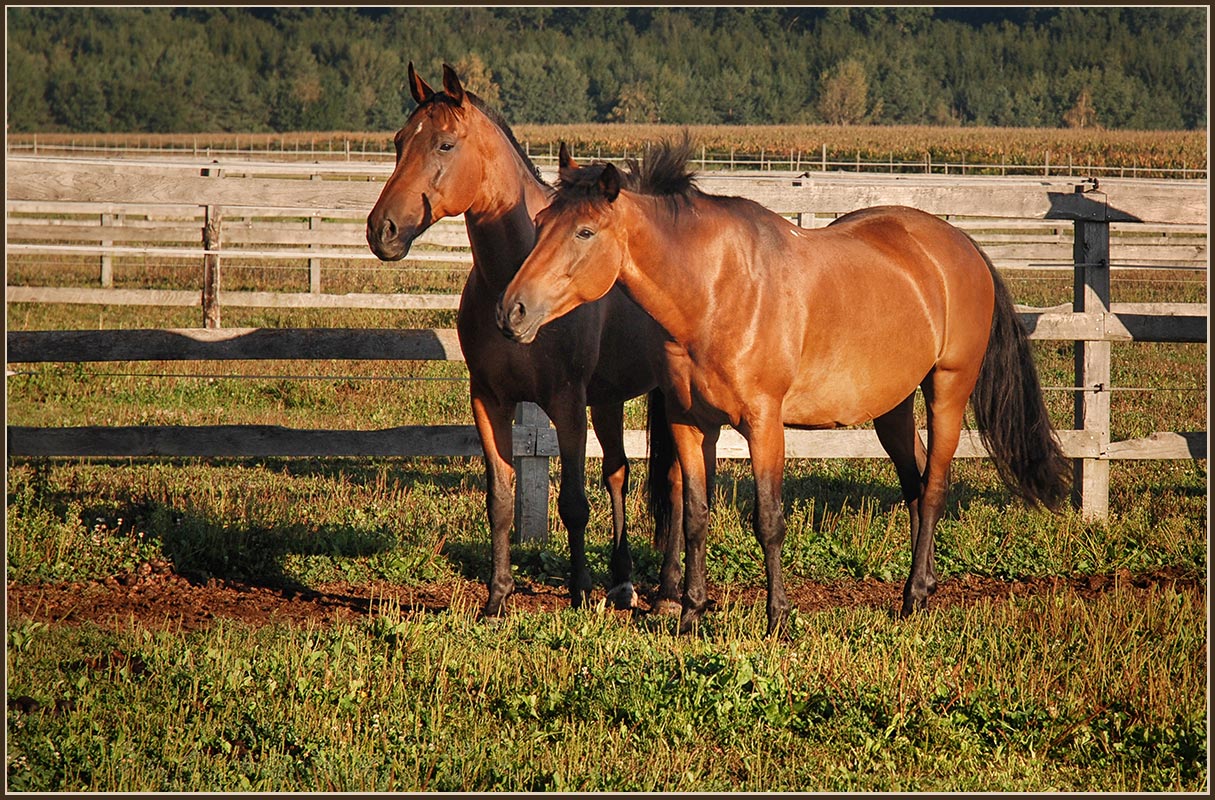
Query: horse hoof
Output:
[[899, 595, 929, 618], [605, 582, 638, 610], [766, 612, 790, 638], [677, 608, 706, 635], [650, 598, 682, 617]]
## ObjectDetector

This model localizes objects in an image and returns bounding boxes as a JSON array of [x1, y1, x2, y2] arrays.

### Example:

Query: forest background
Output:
[[5, 6, 1207, 134]]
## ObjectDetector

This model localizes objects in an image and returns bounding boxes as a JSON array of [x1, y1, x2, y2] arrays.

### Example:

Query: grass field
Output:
[[4, 173, 1209, 790], [5, 582, 1205, 791]]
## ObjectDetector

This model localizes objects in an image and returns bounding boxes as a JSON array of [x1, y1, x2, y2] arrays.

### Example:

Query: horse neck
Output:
[[616, 194, 714, 343], [463, 127, 551, 293]]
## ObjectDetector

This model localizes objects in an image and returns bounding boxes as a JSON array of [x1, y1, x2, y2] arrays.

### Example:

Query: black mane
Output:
[[628, 136, 700, 198]]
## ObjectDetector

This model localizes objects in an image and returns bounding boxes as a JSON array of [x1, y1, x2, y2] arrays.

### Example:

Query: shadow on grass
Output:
[[22, 453, 1042, 601], [723, 463, 1015, 529], [74, 496, 396, 592], [63, 455, 598, 594], [43, 456, 487, 592], [245, 455, 480, 493]]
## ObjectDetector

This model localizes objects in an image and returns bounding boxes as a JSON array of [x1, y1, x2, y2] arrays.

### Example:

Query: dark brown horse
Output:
[[498, 140, 1069, 635], [366, 65, 686, 616]]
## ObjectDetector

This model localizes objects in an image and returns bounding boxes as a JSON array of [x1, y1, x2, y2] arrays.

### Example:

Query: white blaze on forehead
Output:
[[416, 121, 424, 134]]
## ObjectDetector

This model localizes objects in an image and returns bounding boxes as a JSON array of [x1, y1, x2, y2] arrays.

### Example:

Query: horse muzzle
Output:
[[365, 217, 417, 262], [495, 296, 542, 344]]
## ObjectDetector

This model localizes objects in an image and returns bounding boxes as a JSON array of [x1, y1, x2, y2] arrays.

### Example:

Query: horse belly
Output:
[[782, 342, 936, 428]]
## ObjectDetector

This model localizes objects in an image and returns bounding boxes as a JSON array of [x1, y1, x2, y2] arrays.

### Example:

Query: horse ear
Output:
[[408, 62, 435, 105], [441, 63, 465, 106], [599, 163, 621, 202], [558, 142, 580, 170]]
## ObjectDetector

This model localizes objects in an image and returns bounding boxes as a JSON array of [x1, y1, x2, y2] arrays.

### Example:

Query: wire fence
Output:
[[6, 138, 1208, 180]]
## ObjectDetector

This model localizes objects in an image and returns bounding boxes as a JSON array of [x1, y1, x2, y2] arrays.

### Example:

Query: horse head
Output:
[[366, 63, 485, 261], [497, 144, 628, 343]]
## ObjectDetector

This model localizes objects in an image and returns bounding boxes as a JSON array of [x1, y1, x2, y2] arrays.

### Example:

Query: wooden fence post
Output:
[[1072, 205, 1112, 520], [201, 164, 222, 328], [99, 212, 115, 288], [513, 402, 551, 542], [309, 174, 322, 293], [202, 204, 222, 329]]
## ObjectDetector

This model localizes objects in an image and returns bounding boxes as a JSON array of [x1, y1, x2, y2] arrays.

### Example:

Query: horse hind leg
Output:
[[590, 402, 637, 610], [874, 393, 933, 605], [653, 456, 685, 616], [646, 386, 684, 615], [902, 368, 974, 616]]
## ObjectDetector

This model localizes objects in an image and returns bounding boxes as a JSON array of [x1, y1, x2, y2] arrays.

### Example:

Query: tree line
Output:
[[6, 7, 1206, 134]]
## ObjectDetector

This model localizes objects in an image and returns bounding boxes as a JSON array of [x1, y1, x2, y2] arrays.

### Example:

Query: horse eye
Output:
[[438, 142, 455, 152], [576, 227, 595, 240]]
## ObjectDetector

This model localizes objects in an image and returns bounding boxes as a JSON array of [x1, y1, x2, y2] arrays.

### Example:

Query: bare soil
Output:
[[7, 565, 1204, 633]]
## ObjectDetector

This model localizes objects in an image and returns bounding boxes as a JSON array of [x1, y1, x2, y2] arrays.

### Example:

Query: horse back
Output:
[[780, 206, 995, 426]]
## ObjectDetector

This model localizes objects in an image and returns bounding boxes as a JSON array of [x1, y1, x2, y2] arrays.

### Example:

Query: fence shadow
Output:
[[74, 496, 395, 593]]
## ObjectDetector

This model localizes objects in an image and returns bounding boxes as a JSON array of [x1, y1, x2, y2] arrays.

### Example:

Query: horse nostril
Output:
[[508, 301, 526, 328], [496, 298, 528, 336], [382, 218, 397, 240]]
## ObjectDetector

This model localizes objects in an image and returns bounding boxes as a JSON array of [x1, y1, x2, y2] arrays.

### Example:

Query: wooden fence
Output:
[[6, 157, 1208, 322], [5, 154, 1208, 531]]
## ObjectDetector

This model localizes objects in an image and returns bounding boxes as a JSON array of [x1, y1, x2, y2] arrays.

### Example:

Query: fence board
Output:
[[6, 314, 1205, 370], [11, 222, 1199, 266], [9, 157, 1208, 224], [12, 424, 1199, 462], [5, 287, 463, 310], [7, 327, 465, 363], [7, 159, 382, 212], [6, 424, 485, 458], [696, 175, 1209, 224]]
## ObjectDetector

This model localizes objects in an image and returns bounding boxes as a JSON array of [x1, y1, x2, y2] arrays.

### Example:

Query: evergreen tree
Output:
[[4, 6, 1205, 132]]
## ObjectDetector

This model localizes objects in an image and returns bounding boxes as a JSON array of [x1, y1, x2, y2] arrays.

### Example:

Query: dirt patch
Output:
[[7, 566, 1203, 633]]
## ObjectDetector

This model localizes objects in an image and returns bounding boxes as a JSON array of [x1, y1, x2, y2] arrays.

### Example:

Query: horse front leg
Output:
[[671, 421, 719, 635], [741, 413, 790, 637], [590, 402, 637, 610], [546, 396, 593, 609], [470, 392, 517, 617], [654, 455, 685, 615]]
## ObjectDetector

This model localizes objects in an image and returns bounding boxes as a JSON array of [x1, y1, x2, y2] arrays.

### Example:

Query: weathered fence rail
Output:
[[6, 156, 1207, 321], [6, 154, 1208, 528]]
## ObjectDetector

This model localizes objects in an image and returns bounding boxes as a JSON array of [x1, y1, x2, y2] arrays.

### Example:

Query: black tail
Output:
[[970, 243, 1071, 510], [646, 387, 677, 549]]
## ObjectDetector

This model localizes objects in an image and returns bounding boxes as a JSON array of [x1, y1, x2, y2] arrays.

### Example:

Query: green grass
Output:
[[5, 454, 1206, 592], [6, 585, 1205, 791], [4, 260, 1208, 791]]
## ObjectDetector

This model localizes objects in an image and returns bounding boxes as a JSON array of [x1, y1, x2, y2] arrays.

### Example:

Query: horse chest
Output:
[[662, 341, 744, 427], [459, 280, 593, 397]]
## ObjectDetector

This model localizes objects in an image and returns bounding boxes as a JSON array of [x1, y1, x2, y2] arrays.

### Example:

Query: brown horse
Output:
[[498, 140, 1069, 635], [366, 64, 686, 616]]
